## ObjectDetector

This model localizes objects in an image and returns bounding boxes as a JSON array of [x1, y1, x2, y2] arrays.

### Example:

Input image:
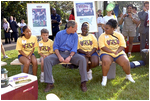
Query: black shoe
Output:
[[44, 83, 54, 92]]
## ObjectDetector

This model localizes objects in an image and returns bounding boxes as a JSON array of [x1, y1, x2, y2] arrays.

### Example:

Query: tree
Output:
[[1, 1, 74, 24]]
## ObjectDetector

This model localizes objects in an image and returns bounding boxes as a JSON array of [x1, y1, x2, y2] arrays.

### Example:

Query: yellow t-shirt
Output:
[[16, 35, 38, 55], [78, 34, 98, 52], [38, 39, 54, 55], [98, 32, 126, 57]]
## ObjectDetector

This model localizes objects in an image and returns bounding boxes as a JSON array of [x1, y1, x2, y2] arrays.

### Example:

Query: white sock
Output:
[[41, 72, 44, 75], [126, 74, 135, 83], [101, 76, 107, 86]]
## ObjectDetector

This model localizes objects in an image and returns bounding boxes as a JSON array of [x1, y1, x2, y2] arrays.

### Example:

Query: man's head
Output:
[[132, 6, 137, 13], [98, 9, 102, 15], [127, 4, 133, 13], [41, 28, 49, 41], [52, 8, 56, 15], [10, 16, 13, 20], [13, 17, 16, 21], [144, 1, 149, 10], [66, 20, 77, 34]]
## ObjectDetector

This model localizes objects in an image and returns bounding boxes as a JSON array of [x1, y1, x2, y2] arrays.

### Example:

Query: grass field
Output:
[[1, 48, 149, 100]]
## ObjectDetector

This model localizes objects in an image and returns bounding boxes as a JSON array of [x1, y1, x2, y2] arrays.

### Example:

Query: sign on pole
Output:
[[27, 3, 52, 36], [74, 1, 98, 33]]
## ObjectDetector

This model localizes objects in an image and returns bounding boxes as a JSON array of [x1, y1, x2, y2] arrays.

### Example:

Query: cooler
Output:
[[1, 73, 38, 100]]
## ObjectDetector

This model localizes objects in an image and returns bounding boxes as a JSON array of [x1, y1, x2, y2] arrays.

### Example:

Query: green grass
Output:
[[1, 49, 149, 100]]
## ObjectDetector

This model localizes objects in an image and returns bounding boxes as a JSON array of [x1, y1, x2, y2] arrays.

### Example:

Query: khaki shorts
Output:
[[122, 30, 136, 37]]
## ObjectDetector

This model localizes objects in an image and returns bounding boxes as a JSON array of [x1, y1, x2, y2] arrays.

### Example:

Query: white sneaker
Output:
[[87, 69, 93, 80], [40, 73, 44, 82], [126, 74, 135, 83], [101, 76, 107, 86], [3, 55, 8, 59]]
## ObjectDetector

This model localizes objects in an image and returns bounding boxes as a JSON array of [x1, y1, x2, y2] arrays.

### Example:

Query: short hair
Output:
[[133, 6, 137, 10], [127, 4, 133, 9], [98, 9, 101, 12], [81, 22, 89, 31], [144, 1, 149, 6], [67, 20, 77, 28], [41, 28, 49, 35]]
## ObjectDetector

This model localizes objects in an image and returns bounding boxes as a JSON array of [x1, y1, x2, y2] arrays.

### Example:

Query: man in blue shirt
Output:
[[49, 8, 61, 40], [44, 20, 88, 92]]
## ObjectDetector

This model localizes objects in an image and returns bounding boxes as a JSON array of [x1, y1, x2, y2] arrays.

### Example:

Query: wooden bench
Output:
[[1, 61, 7, 66], [10, 58, 116, 79]]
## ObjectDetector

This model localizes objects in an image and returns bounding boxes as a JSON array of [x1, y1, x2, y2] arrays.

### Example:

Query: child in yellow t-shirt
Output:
[[38, 29, 54, 82], [16, 26, 38, 76], [78, 22, 99, 80], [98, 19, 135, 86]]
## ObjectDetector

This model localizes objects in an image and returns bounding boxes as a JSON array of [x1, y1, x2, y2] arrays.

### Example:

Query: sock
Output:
[[126, 74, 135, 83], [41, 72, 44, 75], [101, 76, 107, 86]]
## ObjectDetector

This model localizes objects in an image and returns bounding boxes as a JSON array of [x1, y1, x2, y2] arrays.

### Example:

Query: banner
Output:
[[74, 1, 98, 33], [27, 3, 52, 36]]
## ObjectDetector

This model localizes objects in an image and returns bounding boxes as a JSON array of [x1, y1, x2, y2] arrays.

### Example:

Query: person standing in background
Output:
[[132, 6, 141, 42], [69, 8, 75, 20], [49, 8, 61, 40], [9, 16, 13, 41], [20, 19, 26, 34], [95, 9, 104, 40], [3, 18, 11, 44], [98, 9, 103, 17], [10, 17, 19, 42], [138, 1, 149, 51], [119, 4, 139, 57]]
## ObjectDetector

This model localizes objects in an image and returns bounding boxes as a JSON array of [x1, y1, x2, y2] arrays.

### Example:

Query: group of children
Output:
[[16, 19, 135, 86]]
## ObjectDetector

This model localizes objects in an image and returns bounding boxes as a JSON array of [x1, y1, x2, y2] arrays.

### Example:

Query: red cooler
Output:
[[1, 73, 38, 100]]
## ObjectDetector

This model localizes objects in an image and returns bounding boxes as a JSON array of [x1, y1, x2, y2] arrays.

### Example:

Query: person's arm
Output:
[[77, 49, 86, 54], [128, 13, 138, 25], [138, 7, 148, 21], [55, 49, 64, 62], [114, 46, 124, 55], [101, 47, 114, 53], [86, 48, 97, 58], [6, 23, 10, 32], [39, 53, 45, 58], [119, 14, 126, 25], [18, 50, 27, 57]]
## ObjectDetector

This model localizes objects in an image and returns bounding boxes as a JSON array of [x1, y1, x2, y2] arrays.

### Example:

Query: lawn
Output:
[[1, 48, 149, 100]]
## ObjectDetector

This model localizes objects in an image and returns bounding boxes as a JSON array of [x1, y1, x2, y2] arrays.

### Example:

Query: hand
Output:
[[85, 51, 91, 58], [114, 51, 118, 55], [63, 56, 71, 63], [27, 55, 31, 62], [143, 7, 147, 11], [58, 56, 64, 63], [123, 14, 127, 18], [128, 13, 132, 18]]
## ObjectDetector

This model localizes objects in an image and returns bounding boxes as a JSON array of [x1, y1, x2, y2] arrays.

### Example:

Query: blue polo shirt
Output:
[[53, 29, 78, 53]]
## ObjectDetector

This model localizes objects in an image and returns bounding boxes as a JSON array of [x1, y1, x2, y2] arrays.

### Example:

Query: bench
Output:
[[1, 61, 7, 66], [10, 58, 116, 79]]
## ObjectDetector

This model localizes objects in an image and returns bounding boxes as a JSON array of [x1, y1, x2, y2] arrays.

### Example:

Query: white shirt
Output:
[[3, 22, 10, 31], [20, 23, 26, 27], [97, 17, 104, 26], [102, 15, 118, 24]]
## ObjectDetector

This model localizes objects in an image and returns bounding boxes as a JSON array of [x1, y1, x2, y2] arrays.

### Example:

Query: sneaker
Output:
[[126, 74, 135, 83], [101, 76, 107, 86], [3, 55, 9, 59], [40, 73, 44, 82], [87, 69, 93, 80]]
